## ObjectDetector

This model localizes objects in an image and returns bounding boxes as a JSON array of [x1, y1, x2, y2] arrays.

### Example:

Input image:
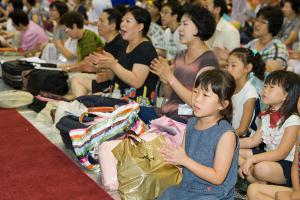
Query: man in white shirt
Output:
[[160, 1, 186, 61], [201, 0, 240, 65]]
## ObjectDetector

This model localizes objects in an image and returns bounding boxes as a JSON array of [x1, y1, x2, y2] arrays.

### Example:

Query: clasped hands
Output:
[[59, 51, 118, 73], [162, 143, 188, 166], [150, 56, 174, 84], [84, 50, 118, 70]]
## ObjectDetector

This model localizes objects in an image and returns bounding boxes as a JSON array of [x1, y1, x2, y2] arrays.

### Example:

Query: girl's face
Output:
[[192, 84, 224, 118], [178, 14, 198, 44], [262, 83, 287, 110], [226, 54, 251, 81], [120, 12, 143, 41]]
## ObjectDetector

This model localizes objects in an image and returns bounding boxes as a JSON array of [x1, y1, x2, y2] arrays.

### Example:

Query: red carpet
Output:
[[0, 109, 113, 200]]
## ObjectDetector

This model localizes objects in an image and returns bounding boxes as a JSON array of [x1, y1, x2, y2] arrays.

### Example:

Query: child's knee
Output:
[[253, 162, 272, 179]]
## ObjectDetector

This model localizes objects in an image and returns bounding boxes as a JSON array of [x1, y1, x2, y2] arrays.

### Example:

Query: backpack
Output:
[[27, 69, 69, 95]]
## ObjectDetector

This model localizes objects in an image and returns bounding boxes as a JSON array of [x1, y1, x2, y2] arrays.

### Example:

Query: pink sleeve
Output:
[[21, 24, 48, 50]]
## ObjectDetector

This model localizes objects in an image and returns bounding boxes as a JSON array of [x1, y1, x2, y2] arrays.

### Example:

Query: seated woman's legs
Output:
[[71, 74, 93, 97]]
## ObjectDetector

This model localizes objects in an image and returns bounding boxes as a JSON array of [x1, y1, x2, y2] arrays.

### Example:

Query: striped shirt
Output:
[[246, 38, 289, 69]]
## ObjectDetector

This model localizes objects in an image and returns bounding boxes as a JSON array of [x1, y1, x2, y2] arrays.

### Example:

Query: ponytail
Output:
[[251, 52, 265, 81]]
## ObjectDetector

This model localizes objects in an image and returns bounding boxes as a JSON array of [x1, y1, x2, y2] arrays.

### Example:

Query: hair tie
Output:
[[251, 49, 259, 56]]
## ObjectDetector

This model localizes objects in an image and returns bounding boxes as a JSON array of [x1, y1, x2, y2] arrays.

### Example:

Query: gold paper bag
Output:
[[112, 135, 182, 200]]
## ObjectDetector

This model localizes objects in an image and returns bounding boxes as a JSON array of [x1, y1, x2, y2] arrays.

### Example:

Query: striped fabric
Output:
[[69, 103, 146, 171]]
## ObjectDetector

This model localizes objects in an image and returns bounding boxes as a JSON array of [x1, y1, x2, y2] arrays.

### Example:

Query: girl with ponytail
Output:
[[226, 47, 265, 136]]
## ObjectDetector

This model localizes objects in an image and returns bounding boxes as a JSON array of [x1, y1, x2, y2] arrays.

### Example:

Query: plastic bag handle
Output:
[[125, 130, 141, 145]]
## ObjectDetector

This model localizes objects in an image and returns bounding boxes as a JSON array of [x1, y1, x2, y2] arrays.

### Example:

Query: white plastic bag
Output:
[[0, 90, 33, 108]]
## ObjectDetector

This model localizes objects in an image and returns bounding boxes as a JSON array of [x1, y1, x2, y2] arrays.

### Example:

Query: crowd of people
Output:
[[1, 0, 300, 199]]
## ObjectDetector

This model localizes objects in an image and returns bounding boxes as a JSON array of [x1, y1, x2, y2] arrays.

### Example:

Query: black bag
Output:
[[56, 115, 98, 164], [1, 60, 34, 89], [27, 69, 69, 95], [75, 95, 127, 107], [28, 97, 48, 113]]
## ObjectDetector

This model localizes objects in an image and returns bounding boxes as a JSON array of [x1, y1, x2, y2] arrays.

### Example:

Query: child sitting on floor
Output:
[[226, 47, 265, 136], [158, 69, 238, 200], [239, 70, 300, 187], [247, 97, 300, 200]]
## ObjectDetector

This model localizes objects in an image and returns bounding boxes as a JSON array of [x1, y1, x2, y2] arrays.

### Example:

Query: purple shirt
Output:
[[21, 21, 48, 50], [158, 50, 219, 121]]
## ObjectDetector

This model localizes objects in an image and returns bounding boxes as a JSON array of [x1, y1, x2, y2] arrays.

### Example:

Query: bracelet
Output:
[[168, 77, 176, 86], [112, 59, 118, 69]]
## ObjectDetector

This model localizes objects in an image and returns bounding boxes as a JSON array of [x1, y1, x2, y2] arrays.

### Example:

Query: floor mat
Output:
[[0, 108, 113, 200]]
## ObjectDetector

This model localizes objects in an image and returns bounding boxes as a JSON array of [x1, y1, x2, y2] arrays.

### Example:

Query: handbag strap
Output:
[[87, 107, 115, 113], [79, 106, 115, 123]]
